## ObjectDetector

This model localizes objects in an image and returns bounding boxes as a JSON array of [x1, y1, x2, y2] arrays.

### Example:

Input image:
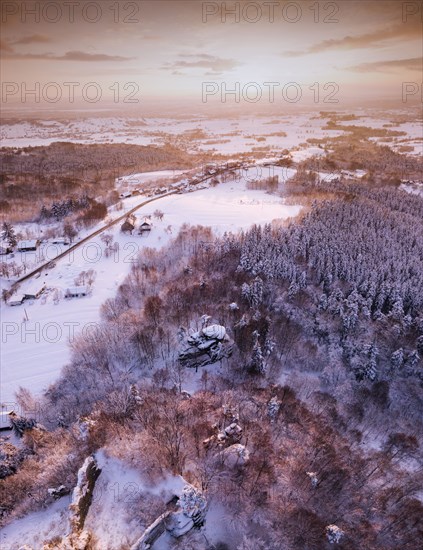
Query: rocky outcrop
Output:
[[131, 484, 207, 548], [179, 324, 233, 369], [203, 422, 243, 449], [326, 524, 345, 544], [69, 456, 101, 532]]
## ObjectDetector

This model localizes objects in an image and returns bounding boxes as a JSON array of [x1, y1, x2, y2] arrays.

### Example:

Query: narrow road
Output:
[[13, 189, 180, 287], [12, 165, 238, 288]]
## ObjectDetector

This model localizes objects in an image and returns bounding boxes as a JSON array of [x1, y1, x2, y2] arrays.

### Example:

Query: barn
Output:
[[65, 285, 89, 298], [17, 239, 40, 252]]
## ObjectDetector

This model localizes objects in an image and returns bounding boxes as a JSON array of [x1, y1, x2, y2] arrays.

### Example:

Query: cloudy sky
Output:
[[1, 0, 422, 111]]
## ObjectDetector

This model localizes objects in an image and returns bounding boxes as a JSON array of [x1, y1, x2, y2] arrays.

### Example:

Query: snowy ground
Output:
[[0, 496, 71, 549], [1, 170, 301, 409]]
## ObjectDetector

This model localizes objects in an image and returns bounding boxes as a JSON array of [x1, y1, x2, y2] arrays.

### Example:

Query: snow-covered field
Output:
[[3, 111, 420, 158], [0, 113, 344, 155], [1, 171, 301, 408]]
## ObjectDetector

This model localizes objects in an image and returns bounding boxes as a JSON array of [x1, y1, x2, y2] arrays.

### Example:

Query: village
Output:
[[0, 158, 283, 310]]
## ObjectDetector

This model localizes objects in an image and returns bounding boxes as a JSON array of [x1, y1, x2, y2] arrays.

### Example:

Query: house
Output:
[[65, 285, 89, 298], [0, 245, 12, 255], [24, 285, 46, 301], [121, 214, 136, 234], [17, 239, 40, 252], [0, 410, 14, 431], [120, 191, 132, 199], [138, 217, 152, 234], [9, 294, 25, 306], [52, 238, 70, 245]]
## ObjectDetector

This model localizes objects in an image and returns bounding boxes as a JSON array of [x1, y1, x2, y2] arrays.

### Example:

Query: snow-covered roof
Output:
[[9, 294, 25, 305], [17, 239, 38, 249], [65, 286, 88, 296], [0, 410, 13, 429]]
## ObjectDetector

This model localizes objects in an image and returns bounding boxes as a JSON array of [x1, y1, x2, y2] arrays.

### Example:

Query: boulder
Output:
[[178, 484, 207, 527], [224, 423, 242, 442], [201, 325, 226, 340], [221, 444, 250, 467], [48, 485, 70, 499], [325, 524, 345, 544]]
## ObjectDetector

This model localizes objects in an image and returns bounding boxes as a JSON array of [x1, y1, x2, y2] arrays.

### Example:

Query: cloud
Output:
[[349, 57, 422, 73], [12, 34, 51, 45], [1, 47, 134, 62], [60, 51, 134, 62], [163, 54, 240, 74], [283, 20, 422, 56]]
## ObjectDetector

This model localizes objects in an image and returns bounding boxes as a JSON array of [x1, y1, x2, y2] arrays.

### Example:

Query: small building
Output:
[[65, 285, 89, 298], [121, 214, 136, 234], [0, 245, 12, 255], [24, 285, 46, 301], [120, 191, 132, 199], [9, 294, 25, 306], [0, 410, 14, 431], [51, 238, 70, 245], [138, 217, 152, 234], [17, 239, 40, 252]]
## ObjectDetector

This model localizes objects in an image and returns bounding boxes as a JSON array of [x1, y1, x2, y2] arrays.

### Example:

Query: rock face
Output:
[[69, 456, 101, 533], [179, 324, 233, 369]]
